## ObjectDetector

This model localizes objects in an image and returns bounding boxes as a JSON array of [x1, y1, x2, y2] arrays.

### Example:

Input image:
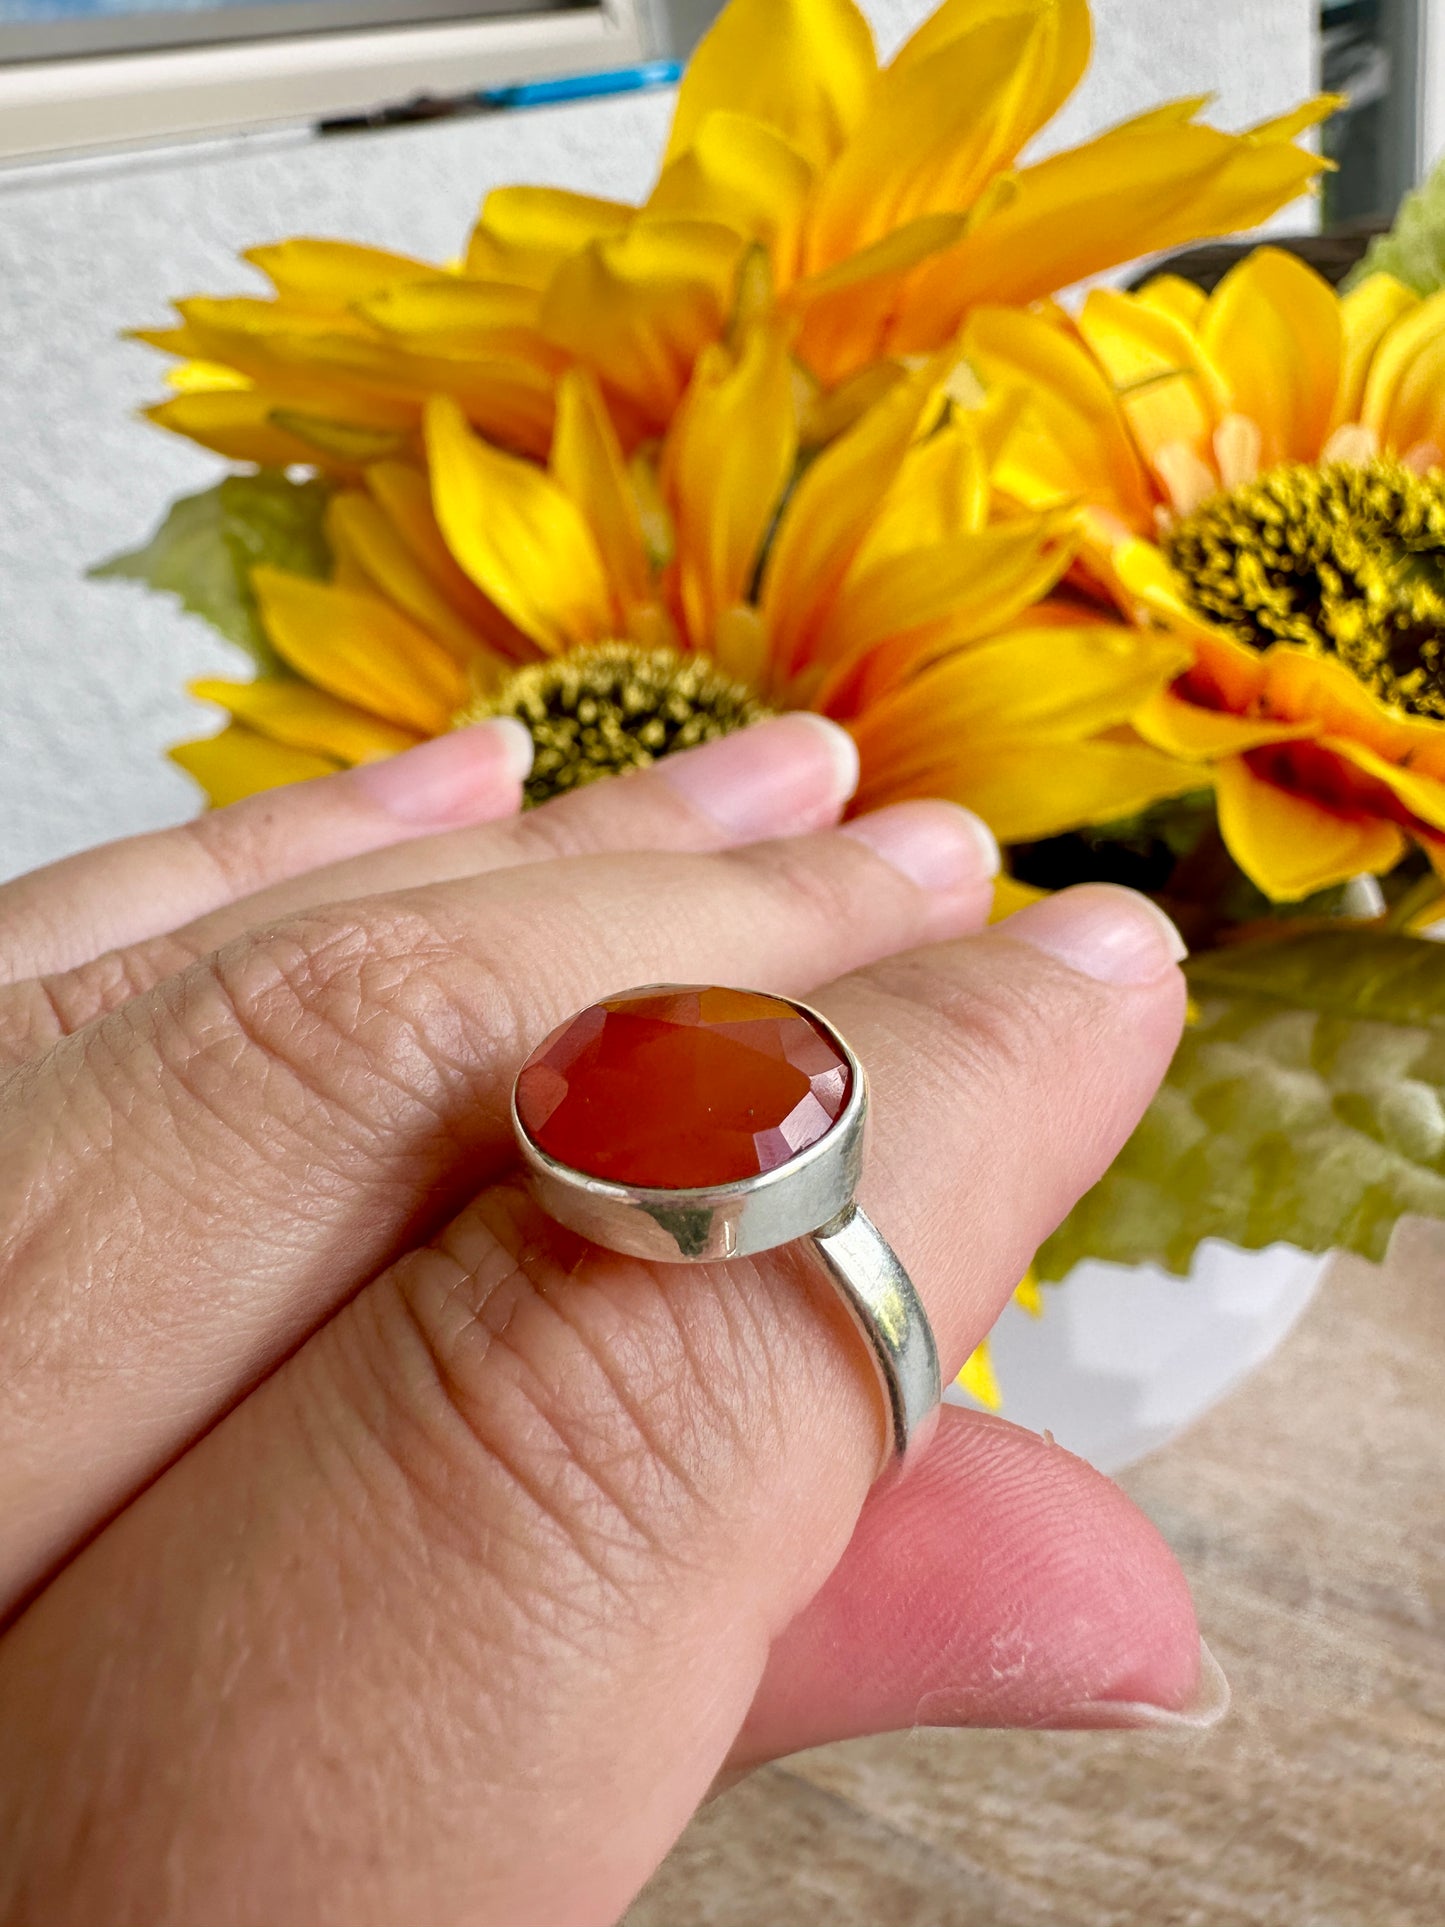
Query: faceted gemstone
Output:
[[515, 985, 852, 1189]]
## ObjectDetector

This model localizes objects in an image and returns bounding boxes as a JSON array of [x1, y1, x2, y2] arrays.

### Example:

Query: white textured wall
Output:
[[0, 0, 1315, 881]]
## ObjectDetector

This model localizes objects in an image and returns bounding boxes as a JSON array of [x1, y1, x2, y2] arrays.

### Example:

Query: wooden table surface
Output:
[[627, 1224, 1445, 1927]]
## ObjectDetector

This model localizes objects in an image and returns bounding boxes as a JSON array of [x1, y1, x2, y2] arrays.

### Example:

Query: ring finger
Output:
[[0, 785, 998, 1609]]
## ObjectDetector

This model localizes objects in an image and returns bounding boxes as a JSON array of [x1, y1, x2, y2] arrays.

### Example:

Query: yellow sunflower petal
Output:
[[892, 0, 1090, 138], [989, 872, 1046, 922], [1110, 540, 1268, 708], [822, 518, 1073, 692], [364, 460, 529, 660], [1214, 755, 1408, 899], [251, 567, 467, 735], [356, 278, 541, 351], [663, 0, 877, 173], [1108, 96, 1212, 135], [1076, 286, 1216, 474], [851, 624, 1189, 756], [800, 359, 908, 446], [268, 412, 409, 465], [895, 112, 1328, 344], [552, 369, 654, 619], [965, 305, 1154, 524], [244, 239, 450, 310], [324, 491, 494, 665], [788, 211, 970, 387], [1258, 645, 1445, 771], [955, 1339, 1002, 1410], [163, 303, 420, 418], [424, 396, 614, 654], [1247, 94, 1346, 143], [190, 676, 420, 764], [712, 605, 772, 686], [287, 336, 559, 456], [172, 296, 562, 454], [760, 358, 944, 672], [1360, 288, 1445, 458], [177, 293, 370, 345], [664, 329, 797, 650], [143, 392, 331, 469], [165, 358, 250, 394], [170, 725, 339, 807], [540, 218, 743, 430], [1137, 272, 1209, 330], [1333, 273, 1417, 431], [1197, 248, 1342, 466], [1325, 737, 1445, 835], [131, 323, 202, 359], [331, 553, 376, 596], [846, 419, 990, 577], [1013, 1269, 1045, 1316], [1133, 687, 1317, 759], [177, 294, 559, 454], [464, 186, 631, 286], [860, 734, 1201, 842], [649, 112, 815, 280], [803, 8, 1048, 271]]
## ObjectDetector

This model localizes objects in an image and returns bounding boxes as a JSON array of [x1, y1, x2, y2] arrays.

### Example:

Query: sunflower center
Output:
[[456, 640, 771, 808], [1163, 456, 1445, 718]]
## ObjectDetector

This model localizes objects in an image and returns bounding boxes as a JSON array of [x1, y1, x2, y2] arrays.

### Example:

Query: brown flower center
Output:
[[456, 641, 770, 808], [1164, 456, 1445, 719]]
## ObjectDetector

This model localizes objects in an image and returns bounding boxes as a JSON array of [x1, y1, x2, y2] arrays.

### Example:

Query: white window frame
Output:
[[0, 0, 670, 166], [1421, 0, 1445, 174]]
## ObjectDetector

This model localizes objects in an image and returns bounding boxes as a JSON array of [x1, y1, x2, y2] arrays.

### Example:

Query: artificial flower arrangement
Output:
[[98, 0, 1445, 1403]]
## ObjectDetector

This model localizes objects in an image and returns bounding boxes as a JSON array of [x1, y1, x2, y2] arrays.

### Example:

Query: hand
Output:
[[0, 715, 1213, 1927]]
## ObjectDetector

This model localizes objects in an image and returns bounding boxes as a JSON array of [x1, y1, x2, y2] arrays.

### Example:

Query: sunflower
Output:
[[963, 248, 1445, 901], [137, 0, 1332, 469], [174, 333, 1193, 849]]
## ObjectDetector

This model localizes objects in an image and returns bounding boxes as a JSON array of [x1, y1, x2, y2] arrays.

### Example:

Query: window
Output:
[[1321, 0, 1431, 222], [0, 0, 710, 163]]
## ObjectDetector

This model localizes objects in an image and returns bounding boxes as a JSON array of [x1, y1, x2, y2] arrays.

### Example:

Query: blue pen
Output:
[[319, 60, 682, 135], [319, 60, 682, 136], [478, 63, 683, 112]]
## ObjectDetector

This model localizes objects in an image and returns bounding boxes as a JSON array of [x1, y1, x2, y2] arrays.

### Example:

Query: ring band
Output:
[[510, 984, 941, 1476]]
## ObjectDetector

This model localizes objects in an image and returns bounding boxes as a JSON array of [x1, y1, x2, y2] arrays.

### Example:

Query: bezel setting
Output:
[[510, 994, 867, 1264]]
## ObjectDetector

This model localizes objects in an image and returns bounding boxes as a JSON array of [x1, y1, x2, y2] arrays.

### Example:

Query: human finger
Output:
[[0, 889, 1190, 1927], [0, 714, 859, 1063], [171, 712, 863, 956], [0, 791, 997, 1610], [0, 719, 532, 984], [730, 1404, 1223, 1771]]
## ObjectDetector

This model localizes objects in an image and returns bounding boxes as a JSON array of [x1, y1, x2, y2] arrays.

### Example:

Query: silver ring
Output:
[[510, 985, 941, 1478]]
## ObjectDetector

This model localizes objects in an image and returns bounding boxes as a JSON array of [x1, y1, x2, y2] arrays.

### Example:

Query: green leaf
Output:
[[91, 470, 332, 672], [1038, 929, 1445, 1279], [1346, 150, 1445, 297]]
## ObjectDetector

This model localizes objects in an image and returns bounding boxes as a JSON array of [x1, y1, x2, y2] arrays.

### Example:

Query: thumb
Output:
[[733, 1404, 1222, 1772]]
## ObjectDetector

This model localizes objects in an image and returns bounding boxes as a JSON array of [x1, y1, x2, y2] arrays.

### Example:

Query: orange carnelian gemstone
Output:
[[515, 986, 852, 1189]]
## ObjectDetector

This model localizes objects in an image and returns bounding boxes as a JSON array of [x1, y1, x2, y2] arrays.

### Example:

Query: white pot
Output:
[[944, 1240, 1330, 1475]]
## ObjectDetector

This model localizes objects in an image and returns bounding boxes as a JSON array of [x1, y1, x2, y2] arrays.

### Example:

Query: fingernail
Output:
[[352, 720, 534, 824], [657, 713, 860, 837], [842, 800, 1000, 890], [1040, 1638, 1232, 1732], [1005, 882, 1186, 985]]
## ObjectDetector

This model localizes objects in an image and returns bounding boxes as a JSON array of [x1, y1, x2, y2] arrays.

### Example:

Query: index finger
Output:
[[0, 719, 532, 984]]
